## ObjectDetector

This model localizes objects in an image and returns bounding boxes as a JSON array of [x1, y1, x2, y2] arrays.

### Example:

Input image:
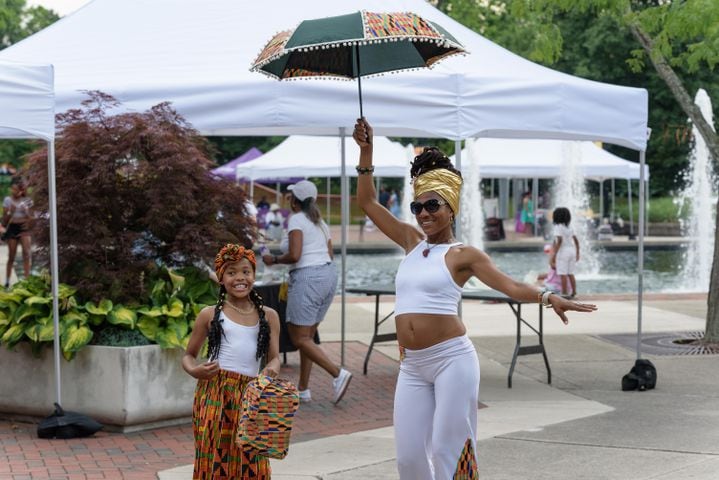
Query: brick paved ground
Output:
[[0, 341, 397, 480]]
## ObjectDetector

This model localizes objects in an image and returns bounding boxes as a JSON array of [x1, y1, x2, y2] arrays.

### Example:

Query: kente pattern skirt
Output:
[[192, 369, 270, 479]]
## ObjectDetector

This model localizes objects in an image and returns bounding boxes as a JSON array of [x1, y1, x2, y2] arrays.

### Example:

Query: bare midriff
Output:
[[395, 313, 466, 350]]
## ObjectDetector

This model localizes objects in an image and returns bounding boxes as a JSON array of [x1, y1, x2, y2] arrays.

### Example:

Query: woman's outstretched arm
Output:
[[353, 118, 422, 252]]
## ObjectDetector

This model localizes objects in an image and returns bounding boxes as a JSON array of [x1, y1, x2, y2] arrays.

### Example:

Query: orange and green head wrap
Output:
[[413, 169, 463, 215], [214, 244, 256, 280]]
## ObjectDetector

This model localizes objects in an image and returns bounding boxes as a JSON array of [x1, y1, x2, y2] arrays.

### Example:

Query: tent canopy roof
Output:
[[0, 61, 54, 141], [453, 138, 649, 181], [236, 135, 412, 181], [0, 0, 647, 149]]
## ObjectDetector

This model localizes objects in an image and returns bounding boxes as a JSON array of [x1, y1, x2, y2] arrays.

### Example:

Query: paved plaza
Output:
[[1, 237, 718, 479]]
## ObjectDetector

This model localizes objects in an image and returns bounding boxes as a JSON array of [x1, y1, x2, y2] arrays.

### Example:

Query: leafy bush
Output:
[[24, 92, 254, 303], [91, 325, 152, 347], [0, 267, 218, 359], [612, 196, 682, 223]]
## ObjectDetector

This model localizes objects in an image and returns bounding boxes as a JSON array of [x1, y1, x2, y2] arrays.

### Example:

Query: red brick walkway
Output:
[[0, 341, 398, 480]]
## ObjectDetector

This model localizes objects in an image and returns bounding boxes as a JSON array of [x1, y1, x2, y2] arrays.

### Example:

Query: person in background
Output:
[[2, 177, 33, 288], [521, 191, 534, 236], [353, 118, 596, 479], [537, 244, 562, 293], [256, 195, 270, 210], [378, 186, 390, 209], [265, 203, 284, 242], [262, 180, 352, 404], [183, 244, 280, 479], [389, 189, 402, 218], [550, 206, 580, 298]]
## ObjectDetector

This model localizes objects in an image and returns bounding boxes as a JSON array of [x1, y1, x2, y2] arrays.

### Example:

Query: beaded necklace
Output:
[[224, 299, 255, 315]]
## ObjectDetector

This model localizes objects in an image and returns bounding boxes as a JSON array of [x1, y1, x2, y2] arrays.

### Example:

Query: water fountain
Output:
[[459, 138, 484, 251], [552, 141, 600, 274], [675, 88, 717, 292]]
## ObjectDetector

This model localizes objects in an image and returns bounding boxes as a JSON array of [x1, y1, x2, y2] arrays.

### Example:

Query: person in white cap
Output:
[[262, 180, 352, 404]]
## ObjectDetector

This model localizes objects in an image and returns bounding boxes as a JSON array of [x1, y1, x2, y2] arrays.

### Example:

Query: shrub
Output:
[[24, 92, 254, 303], [0, 267, 218, 359]]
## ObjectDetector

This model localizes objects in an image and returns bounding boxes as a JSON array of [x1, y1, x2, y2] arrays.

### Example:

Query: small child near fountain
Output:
[[537, 244, 562, 293], [550, 207, 580, 298]]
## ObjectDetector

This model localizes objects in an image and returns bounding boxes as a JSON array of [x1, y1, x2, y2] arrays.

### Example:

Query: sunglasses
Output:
[[410, 198, 448, 215]]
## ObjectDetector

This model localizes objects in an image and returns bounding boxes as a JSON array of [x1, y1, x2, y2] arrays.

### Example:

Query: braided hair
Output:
[[410, 146, 462, 181], [206, 280, 271, 362], [249, 289, 270, 360], [207, 285, 227, 362]]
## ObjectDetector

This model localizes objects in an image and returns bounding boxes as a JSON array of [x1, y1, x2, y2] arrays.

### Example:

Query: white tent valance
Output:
[[453, 138, 649, 181], [0, 61, 54, 140], [0, 0, 647, 149], [236, 135, 412, 181]]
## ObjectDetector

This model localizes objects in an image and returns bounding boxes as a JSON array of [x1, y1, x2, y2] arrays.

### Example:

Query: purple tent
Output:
[[211, 147, 263, 180], [212, 146, 302, 183]]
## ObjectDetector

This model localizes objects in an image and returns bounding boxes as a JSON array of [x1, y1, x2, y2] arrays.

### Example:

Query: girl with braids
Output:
[[353, 118, 597, 480], [262, 180, 351, 405], [182, 244, 281, 480]]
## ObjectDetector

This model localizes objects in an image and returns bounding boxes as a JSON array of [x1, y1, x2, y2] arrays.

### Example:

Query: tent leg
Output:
[[339, 128, 348, 367], [326, 177, 331, 226], [454, 140, 463, 318], [48, 141, 62, 406], [636, 150, 646, 359], [532, 178, 539, 236], [628, 179, 634, 238], [599, 179, 604, 221], [611, 179, 616, 222]]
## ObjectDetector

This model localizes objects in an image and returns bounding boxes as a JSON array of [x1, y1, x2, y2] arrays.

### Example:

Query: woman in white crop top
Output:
[[354, 119, 597, 480], [183, 244, 281, 479]]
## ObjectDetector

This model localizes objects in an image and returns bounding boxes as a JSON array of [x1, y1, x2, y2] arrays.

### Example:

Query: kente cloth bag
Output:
[[237, 375, 299, 459]]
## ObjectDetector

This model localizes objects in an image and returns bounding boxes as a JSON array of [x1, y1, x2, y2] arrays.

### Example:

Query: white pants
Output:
[[394, 335, 480, 480]]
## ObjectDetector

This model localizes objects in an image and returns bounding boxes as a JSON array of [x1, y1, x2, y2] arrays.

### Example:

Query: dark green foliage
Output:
[[434, 0, 719, 195], [0, 0, 59, 50], [207, 136, 285, 165], [91, 325, 151, 347], [23, 92, 255, 303]]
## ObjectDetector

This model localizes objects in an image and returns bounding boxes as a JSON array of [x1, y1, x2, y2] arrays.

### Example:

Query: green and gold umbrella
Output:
[[250, 10, 466, 117]]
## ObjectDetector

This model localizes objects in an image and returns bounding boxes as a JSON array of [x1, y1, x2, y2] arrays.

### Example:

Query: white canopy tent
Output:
[[0, 0, 647, 149], [0, 61, 63, 407], [0, 0, 651, 362], [453, 138, 649, 181], [452, 138, 649, 232], [236, 135, 411, 181]]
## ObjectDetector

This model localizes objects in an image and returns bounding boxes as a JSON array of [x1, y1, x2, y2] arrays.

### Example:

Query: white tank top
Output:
[[216, 311, 261, 377], [394, 241, 463, 315]]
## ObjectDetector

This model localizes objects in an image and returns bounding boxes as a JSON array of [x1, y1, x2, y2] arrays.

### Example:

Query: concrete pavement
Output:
[[159, 292, 719, 480]]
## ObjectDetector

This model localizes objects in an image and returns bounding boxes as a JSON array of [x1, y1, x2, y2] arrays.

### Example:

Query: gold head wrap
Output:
[[214, 244, 256, 280], [413, 169, 463, 215]]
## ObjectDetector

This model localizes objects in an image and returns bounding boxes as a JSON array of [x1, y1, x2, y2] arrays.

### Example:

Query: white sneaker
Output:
[[298, 389, 312, 402], [332, 368, 352, 404]]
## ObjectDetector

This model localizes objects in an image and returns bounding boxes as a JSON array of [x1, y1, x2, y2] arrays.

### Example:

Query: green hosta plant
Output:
[[0, 275, 93, 360], [136, 266, 218, 349], [0, 266, 218, 359]]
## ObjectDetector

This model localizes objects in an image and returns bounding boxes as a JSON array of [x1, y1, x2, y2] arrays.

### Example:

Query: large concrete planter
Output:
[[0, 344, 196, 431]]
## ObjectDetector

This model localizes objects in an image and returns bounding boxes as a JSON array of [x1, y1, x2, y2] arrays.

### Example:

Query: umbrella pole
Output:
[[354, 45, 363, 118]]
